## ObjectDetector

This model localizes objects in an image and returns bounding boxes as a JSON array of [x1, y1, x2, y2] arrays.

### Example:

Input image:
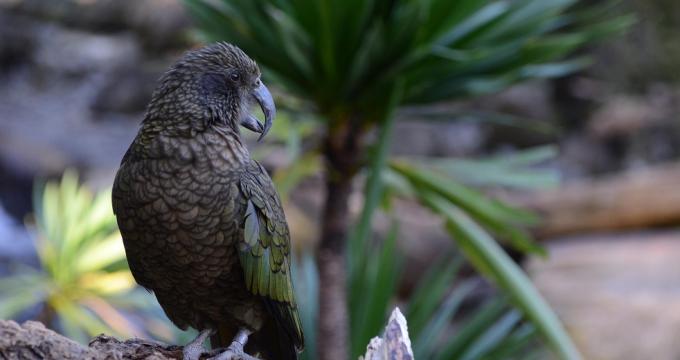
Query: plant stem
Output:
[[37, 303, 55, 330], [317, 85, 403, 360], [317, 115, 363, 360], [318, 175, 352, 360]]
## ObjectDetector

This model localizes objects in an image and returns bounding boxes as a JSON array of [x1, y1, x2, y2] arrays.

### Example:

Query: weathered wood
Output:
[[360, 308, 414, 360], [1, 311, 415, 360], [0, 320, 182, 360], [0, 320, 261, 360], [513, 163, 680, 238], [0, 320, 100, 360]]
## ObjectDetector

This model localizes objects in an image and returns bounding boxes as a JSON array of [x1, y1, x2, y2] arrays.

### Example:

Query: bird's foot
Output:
[[182, 329, 213, 360], [209, 329, 258, 360]]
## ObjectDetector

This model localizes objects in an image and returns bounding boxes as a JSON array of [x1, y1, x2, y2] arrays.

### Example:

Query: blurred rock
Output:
[[1, 0, 190, 51], [0, 13, 37, 71], [480, 81, 557, 122], [0, 203, 33, 264], [0, 132, 69, 219], [127, 0, 191, 51], [528, 231, 680, 360], [557, 135, 614, 178], [0, 7, 182, 220], [90, 63, 162, 114], [0, 69, 140, 170], [34, 26, 140, 76], [391, 120, 486, 157], [2, 0, 127, 31], [588, 95, 665, 139], [0, 25, 142, 219], [584, 88, 680, 174]]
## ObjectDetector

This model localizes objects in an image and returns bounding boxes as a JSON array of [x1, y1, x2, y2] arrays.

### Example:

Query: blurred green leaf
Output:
[[424, 146, 560, 190], [348, 80, 403, 300], [350, 221, 402, 359], [390, 161, 545, 256], [412, 280, 476, 359], [460, 310, 523, 360], [437, 299, 510, 359], [295, 246, 540, 360], [406, 256, 463, 338], [185, 0, 626, 112], [75, 232, 128, 274], [423, 194, 581, 360], [0, 285, 47, 319], [292, 253, 319, 360]]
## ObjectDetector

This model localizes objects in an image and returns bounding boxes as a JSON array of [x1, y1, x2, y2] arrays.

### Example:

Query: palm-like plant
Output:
[[291, 145, 562, 359], [295, 248, 544, 360], [0, 172, 175, 343], [183, 1, 631, 359]]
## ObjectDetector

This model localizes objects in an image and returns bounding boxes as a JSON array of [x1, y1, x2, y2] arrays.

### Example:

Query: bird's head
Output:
[[148, 42, 275, 140]]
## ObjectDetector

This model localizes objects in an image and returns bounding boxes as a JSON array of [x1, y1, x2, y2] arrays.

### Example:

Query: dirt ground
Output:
[[528, 230, 680, 360]]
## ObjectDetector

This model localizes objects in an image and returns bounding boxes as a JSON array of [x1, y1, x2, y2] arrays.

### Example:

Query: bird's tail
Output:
[[210, 322, 236, 350]]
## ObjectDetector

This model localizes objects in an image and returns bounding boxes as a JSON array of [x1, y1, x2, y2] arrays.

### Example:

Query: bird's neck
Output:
[[133, 116, 250, 170], [211, 124, 251, 166]]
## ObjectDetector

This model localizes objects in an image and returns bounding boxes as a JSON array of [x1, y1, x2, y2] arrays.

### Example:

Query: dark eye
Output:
[[230, 73, 240, 81]]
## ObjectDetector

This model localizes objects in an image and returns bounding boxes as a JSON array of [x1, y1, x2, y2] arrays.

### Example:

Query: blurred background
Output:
[[0, 1, 678, 359]]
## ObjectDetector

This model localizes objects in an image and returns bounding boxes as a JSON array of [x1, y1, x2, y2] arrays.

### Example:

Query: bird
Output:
[[112, 42, 304, 360]]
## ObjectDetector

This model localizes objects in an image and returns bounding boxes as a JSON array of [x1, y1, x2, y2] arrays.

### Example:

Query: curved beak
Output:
[[251, 81, 275, 141]]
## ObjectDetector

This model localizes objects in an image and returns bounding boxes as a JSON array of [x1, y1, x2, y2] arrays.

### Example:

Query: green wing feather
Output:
[[238, 161, 304, 352]]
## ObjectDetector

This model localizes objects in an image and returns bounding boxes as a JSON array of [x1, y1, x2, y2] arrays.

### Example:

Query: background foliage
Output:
[[184, 0, 631, 359]]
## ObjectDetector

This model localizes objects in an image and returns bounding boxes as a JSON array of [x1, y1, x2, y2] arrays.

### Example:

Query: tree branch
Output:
[[1, 308, 414, 360], [0, 320, 249, 360]]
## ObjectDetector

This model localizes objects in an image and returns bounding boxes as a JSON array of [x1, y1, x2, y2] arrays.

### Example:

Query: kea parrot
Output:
[[112, 43, 304, 360]]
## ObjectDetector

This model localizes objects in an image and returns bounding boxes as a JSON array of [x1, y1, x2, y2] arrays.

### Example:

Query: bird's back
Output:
[[113, 126, 262, 330]]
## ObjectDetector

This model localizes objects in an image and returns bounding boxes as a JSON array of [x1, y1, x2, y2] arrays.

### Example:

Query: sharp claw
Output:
[[209, 347, 258, 360], [209, 329, 257, 360], [182, 329, 213, 360]]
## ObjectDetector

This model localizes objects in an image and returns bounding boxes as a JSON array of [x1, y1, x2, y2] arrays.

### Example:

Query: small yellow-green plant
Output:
[[0, 172, 177, 343]]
